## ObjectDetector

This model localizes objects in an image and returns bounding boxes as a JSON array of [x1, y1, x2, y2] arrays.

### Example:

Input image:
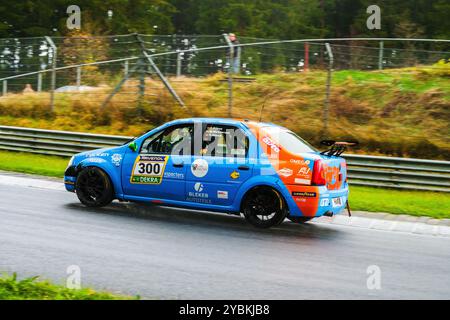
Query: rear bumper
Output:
[[314, 187, 348, 217], [287, 184, 349, 218]]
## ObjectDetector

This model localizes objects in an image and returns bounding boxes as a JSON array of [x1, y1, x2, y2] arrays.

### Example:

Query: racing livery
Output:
[[64, 118, 350, 228]]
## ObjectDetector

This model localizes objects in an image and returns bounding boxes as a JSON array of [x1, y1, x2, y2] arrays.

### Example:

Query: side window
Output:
[[200, 125, 249, 158], [141, 125, 193, 155]]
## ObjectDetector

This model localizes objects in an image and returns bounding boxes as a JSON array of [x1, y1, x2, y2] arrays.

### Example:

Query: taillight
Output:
[[311, 159, 326, 186]]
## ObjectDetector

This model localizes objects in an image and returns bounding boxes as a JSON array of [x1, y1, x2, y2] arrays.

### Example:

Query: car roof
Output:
[[166, 118, 283, 129]]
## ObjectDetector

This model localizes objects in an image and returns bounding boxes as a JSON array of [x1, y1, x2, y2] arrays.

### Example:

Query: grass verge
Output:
[[0, 273, 132, 300], [0, 150, 448, 219], [349, 186, 450, 219], [0, 150, 68, 177]]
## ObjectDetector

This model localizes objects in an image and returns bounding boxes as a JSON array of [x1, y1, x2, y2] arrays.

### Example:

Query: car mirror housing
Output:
[[128, 141, 138, 152]]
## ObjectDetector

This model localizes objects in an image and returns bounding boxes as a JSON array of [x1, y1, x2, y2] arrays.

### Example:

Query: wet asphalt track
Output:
[[0, 176, 449, 299]]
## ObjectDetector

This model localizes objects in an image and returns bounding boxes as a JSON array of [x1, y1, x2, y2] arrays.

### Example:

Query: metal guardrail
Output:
[[0, 125, 449, 192]]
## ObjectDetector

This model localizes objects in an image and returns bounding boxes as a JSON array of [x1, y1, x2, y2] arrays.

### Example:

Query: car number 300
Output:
[[137, 162, 161, 175]]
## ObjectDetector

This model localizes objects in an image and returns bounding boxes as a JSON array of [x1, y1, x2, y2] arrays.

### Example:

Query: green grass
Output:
[[349, 186, 450, 219], [0, 150, 448, 219], [0, 150, 68, 177], [0, 273, 132, 300]]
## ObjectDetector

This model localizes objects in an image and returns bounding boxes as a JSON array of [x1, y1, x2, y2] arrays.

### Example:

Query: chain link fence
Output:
[[0, 34, 449, 159]]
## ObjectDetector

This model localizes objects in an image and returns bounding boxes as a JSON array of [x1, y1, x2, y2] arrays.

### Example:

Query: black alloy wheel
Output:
[[76, 167, 114, 207], [242, 187, 287, 228]]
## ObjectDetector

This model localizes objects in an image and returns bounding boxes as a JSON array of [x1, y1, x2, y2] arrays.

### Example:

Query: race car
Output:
[[64, 118, 350, 228]]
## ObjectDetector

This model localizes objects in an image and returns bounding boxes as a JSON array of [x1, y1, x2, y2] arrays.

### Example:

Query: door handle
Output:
[[238, 165, 250, 171], [173, 162, 184, 168]]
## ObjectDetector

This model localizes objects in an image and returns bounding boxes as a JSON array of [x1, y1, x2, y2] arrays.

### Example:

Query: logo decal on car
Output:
[[187, 182, 211, 203], [191, 159, 209, 178], [292, 191, 317, 197], [111, 154, 122, 167], [230, 170, 240, 179], [130, 155, 168, 184], [217, 190, 228, 199], [277, 168, 293, 177]]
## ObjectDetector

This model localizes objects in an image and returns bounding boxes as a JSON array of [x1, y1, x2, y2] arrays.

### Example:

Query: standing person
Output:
[[228, 33, 241, 74]]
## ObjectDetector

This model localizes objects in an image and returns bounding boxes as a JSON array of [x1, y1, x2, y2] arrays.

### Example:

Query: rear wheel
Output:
[[76, 167, 114, 207], [288, 216, 313, 224], [242, 187, 287, 228]]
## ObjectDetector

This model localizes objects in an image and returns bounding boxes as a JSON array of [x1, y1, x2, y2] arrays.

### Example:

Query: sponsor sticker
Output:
[[87, 152, 109, 158], [290, 159, 310, 165], [261, 136, 281, 153], [294, 178, 311, 185], [277, 168, 293, 177], [130, 155, 168, 184], [111, 154, 122, 167], [191, 159, 209, 178], [230, 170, 240, 179], [187, 182, 211, 203], [164, 171, 184, 179], [217, 190, 228, 199], [292, 191, 317, 197]]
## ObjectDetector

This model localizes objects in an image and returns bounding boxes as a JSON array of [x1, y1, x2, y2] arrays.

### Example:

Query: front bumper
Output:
[[64, 165, 78, 192]]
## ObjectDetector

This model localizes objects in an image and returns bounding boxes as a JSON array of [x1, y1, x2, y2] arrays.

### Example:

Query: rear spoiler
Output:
[[320, 140, 359, 157]]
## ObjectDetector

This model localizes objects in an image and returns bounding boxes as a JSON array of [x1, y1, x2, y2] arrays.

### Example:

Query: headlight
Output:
[[67, 156, 75, 168]]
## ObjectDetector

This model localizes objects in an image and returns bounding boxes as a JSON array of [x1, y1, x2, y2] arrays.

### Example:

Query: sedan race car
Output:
[[64, 118, 351, 228]]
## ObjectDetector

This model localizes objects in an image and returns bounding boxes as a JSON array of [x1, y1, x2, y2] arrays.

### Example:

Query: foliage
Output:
[[0, 1, 448, 40], [0, 273, 132, 300], [0, 67, 448, 159]]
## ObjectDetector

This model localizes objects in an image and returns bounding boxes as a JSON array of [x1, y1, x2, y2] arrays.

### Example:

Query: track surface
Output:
[[0, 175, 449, 299]]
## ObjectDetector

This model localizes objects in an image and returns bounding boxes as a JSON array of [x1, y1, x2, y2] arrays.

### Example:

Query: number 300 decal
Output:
[[131, 155, 168, 184]]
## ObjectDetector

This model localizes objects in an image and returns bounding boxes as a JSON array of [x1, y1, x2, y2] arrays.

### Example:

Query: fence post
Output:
[[304, 42, 309, 72], [176, 51, 182, 78], [135, 33, 147, 112], [76, 67, 81, 89], [2, 80, 6, 96], [223, 33, 234, 117], [37, 72, 42, 92], [378, 41, 384, 70], [45, 36, 57, 111], [142, 51, 186, 109], [324, 43, 334, 137], [124, 60, 129, 77]]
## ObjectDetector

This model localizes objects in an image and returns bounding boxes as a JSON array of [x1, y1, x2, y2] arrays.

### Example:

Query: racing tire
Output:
[[242, 187, 287, 229], [288, 216, 313, 224], [76, 167, 114, 207]]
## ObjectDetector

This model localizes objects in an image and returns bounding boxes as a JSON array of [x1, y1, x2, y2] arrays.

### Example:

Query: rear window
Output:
[[262, 127, 317, 154]]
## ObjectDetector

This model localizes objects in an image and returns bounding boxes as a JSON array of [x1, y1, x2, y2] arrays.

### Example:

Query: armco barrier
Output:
[[0, 125, 448, 192]]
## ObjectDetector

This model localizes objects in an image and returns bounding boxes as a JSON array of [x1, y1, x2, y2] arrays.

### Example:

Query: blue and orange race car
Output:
[[64, 118, 352, 228]]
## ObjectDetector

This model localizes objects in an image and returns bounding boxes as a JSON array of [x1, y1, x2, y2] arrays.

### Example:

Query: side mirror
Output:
[[128, 141, 138, 152]]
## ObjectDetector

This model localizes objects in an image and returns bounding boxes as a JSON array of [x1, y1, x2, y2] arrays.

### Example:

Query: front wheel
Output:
[[242, 187, 287, 228], [76, 167, 114, 207]]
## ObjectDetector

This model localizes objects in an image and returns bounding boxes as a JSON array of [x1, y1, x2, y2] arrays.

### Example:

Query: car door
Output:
[[121, 124, 193, 201], [185, 123, 253, 206]]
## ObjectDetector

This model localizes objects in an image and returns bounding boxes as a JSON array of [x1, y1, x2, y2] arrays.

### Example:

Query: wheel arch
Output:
[[76, 158, 124, 198], [239, 184, 288, 213]]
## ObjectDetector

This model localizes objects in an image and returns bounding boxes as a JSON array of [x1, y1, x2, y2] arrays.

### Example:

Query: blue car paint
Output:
[[64, 118, 348, 218]]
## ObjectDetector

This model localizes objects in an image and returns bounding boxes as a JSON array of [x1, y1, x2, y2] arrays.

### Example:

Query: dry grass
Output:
[[0, 65, 449, 159]]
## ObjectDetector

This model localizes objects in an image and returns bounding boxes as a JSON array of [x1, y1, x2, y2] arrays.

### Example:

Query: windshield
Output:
[[262, 127, 317, 154]]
